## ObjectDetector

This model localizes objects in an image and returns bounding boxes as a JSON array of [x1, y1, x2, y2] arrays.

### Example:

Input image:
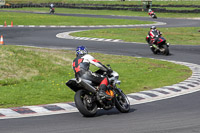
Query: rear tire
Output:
[[75, 90, 97, 117], [114, 89, 130, 113], [151, 47, 158, 54]]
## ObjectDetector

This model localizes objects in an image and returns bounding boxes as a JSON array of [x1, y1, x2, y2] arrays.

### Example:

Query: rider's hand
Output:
[[107, 68, 113, 76]]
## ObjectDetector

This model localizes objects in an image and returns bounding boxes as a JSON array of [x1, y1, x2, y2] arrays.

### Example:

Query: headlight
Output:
[[116, 80, 121, 85]]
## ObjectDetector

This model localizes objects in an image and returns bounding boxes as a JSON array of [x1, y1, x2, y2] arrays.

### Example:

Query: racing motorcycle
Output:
[[146, 35, 170, 55], [50, 8, 55, 14], [66, 65, 130, 117], [148, 10, 157, 19]]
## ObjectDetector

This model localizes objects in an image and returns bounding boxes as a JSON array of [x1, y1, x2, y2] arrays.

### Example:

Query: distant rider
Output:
[[146, 26, 162, 45], [72, 46, 113, 99], [49, 3, 55, 14], [148, 9, 154, 16]]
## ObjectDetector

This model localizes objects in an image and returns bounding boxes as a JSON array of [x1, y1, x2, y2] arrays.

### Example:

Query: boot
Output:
[[99, 85, 112, 100], [99, 90, 112, 100]]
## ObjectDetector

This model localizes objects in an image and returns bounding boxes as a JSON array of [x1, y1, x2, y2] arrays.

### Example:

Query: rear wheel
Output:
[[151, 47, 158, 54], [75, 90, 97, 117], [114, 89, 130, 113]]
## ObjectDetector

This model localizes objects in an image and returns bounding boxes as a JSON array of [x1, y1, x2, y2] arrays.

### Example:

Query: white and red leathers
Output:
[[146, 29, 162, 44], [72, 54, 109, 93], [148, 11, 154, 16]]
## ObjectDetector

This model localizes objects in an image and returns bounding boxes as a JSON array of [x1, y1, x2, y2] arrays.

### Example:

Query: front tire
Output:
[[75, 90, 97, 117], [114, 89, 130, 113], [153, 15, 157, 19], [161, 45, 169, 55]]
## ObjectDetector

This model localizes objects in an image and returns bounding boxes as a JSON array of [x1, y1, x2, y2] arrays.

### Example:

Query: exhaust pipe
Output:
[[77, 78, 97, 93]]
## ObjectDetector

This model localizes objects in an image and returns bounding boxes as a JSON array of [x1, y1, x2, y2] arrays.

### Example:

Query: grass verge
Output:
[[0, 45, 191, 108], [71, 27, 200, 45], [2, 7, 200, 18], [0, 11, 153, 26], [5, 0, 200, 5]]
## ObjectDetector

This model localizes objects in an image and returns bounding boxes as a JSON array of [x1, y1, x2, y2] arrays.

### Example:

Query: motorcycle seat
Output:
[[82, 79, 98, 86]]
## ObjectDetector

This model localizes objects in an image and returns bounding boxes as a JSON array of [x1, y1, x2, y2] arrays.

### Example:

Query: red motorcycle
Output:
[[66, 65, 130, 117], [148, 10, 157, 19], [146, 35, 170, 55]]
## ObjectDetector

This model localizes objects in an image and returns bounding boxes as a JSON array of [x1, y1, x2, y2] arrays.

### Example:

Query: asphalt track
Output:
[[0, 13, 200, 133]]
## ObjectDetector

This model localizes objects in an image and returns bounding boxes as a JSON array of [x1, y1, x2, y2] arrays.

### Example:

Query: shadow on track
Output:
[[89, 107, 137, 118]]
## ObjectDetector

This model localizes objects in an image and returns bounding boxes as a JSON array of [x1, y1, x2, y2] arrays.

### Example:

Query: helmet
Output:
[[150, 26, 156, 30], [76, 46, 88, 56]]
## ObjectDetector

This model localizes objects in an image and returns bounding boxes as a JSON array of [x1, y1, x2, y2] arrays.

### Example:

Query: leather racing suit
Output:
[[72, 54, 111, 98], [147, 29, 162, 45]]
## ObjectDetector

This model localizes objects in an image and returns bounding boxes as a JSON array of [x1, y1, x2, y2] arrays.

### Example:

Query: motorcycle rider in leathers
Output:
[[49, 3, 54, 13], [146, 26, 162, 46], [148, 9, 153, 16], [72, 46, 112, 99]]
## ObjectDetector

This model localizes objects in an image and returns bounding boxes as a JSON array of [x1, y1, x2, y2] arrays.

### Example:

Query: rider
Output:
[[146, 26, 162, 45], [148, 9, 153, 15], [72, 46, 112, 99]]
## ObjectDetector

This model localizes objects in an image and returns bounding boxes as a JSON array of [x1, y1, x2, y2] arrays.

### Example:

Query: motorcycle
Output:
[[66, 65, 130, 117], [148, 10, 157, 19], [146, 35, 170, 55], [50, 8, 55, 14]]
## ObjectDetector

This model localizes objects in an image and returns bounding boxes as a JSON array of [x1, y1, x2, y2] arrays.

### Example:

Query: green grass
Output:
[[0, 11, 154, 26], [71, 27, 200, 45], [2, 7, 200, 18], [5, 0, 200, 5], [0, 45, 191, 108]]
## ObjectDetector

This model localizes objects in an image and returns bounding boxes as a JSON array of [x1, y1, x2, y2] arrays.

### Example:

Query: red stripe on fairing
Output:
[[157, 38, 163, 44], [73, 62, 75, 67], [100, 78, 108, 86], [150, 38, 155, 44], [93, 59, 100, 63]]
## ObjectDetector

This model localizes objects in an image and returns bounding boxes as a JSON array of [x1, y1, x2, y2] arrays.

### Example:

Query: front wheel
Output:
[[153, 15, 157, 19], [75, 90, 97, 117], [160, 45, 169, 55], [114, 89, 130, 113]]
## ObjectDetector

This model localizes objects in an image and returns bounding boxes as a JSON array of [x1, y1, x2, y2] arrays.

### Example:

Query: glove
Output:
[[107, 68, 113, 76]]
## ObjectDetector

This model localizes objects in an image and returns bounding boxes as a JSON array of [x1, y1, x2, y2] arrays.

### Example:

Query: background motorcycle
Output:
[[146, 35, 170, 55], [66, 65, 130, 117], [148, 11, 157, 19]]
